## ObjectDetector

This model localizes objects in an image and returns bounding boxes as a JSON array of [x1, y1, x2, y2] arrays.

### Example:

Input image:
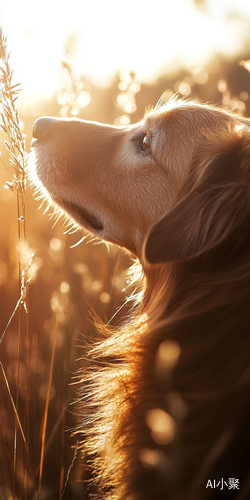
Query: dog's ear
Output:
[[144, 128, 250, 264]]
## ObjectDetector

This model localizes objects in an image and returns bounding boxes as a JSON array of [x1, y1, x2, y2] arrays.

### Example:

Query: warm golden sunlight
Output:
[[1, 1, 250, 499], [2, 0, 250, 102]]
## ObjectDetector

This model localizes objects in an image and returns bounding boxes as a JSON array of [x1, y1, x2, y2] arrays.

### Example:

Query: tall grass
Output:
[[0, 28, 30, 499], [0, 28, 29, 335], [0, 30, 85, 500]]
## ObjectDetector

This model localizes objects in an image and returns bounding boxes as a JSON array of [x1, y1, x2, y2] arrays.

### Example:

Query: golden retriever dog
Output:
[[30, 98, 250, 499]]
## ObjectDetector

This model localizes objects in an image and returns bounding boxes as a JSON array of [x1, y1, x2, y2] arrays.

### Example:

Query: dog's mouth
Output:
[[28, 151, 103, 233], [54, 197, 103, 232]]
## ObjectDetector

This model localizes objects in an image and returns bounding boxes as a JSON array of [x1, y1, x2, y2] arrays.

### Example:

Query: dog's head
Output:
[[29, 99, 250, 261]]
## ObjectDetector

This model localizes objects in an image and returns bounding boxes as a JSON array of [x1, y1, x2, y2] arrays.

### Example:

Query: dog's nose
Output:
[[33, 117, 59, 139]]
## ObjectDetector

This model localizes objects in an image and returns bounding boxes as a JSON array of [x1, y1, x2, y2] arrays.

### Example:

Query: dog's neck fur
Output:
[[130, 252, 250, 498], [79, 246, 250, 499]]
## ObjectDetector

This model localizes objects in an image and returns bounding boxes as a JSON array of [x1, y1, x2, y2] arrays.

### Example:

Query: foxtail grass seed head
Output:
[[0, 28, 30, 335]]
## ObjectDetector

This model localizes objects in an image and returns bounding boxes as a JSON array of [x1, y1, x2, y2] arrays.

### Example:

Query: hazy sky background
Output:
[[1, 0, 250, 102]]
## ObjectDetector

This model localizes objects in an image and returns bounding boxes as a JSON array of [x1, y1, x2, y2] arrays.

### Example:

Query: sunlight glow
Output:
[[1, 0, 250, 102]]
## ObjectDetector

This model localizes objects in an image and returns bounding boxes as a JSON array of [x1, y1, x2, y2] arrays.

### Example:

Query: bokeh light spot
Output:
[[60, 281, 70, 294], [49, 238, 63, 252], [155, 340, 181, 376], [77, 91, 91, 108], [114, 115, 130, 126], [192, 67, 208, 84], [139, 448, 165, 468], [217, 79, 227, 93], [39, 383, 56, 401], [178, 81, 191, 96], [240, 91, 249, 101], [100, 292, 111, 304], [146, 408, 176, 445]]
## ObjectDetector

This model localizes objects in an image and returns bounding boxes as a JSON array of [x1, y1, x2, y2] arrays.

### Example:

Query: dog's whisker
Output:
[[69, 236, 87, 249]]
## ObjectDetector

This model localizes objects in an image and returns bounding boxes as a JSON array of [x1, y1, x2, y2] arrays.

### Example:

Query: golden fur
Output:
[[30, 99, 250, 499]]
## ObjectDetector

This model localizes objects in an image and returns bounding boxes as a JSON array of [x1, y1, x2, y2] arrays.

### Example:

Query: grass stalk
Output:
[[38, 318, 58, 498]]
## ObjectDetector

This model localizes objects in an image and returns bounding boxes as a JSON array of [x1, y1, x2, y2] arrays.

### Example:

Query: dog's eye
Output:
[[139, 132, 151, 153], [132, 131, 151, 153]]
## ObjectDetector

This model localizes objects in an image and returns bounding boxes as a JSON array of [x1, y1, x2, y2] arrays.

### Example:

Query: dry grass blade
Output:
[[0, 27, 31, 497], [0, 29, 27, 178], [0, 258, 32, 343], [60, 440, 79, 500], [0, 28, 30, 339], [39, 318, 58, 496], [58, 59, 91, 117], [0, 362, 28, 450]]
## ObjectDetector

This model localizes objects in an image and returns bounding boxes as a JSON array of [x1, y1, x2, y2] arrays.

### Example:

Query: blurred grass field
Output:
[[1, 37, 250, 498]]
